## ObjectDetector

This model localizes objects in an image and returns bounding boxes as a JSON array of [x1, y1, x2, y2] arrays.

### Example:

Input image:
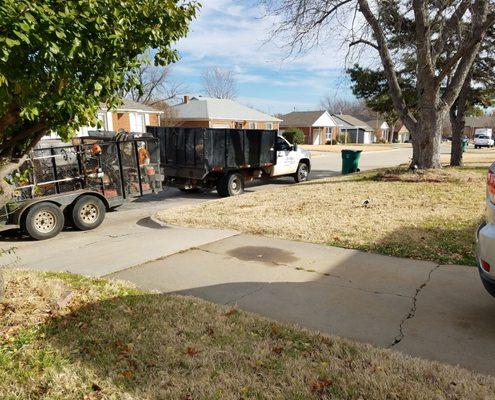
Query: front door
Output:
[[312, 128, 321, 145]]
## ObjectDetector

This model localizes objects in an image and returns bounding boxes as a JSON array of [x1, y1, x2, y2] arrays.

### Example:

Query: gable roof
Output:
[[332, 114, 373, 131], [172, 97, 281, 122], [366, 119, 389, 130], [100, 99, 164, 114], [280, 110, 327, 127]]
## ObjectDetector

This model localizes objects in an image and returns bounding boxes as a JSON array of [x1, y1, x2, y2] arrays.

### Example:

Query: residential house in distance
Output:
[[463, 116, 495, 138], [394, 122, 410, 142], [47, 99, 164, 138], [279, 110, 338, 145], [366, 119, 391, 142], [332, 114, 375, 144], [172, 96, 281, 130]]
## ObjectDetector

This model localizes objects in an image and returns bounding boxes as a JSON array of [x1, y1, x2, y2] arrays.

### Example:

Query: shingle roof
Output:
[[100, 99, 164, 113], [172, 97, 281, 122], [279, 111, 327, 127], [366, 119, 389, 130], [464, 116, 495, 128], [332, 114, 373, 131]]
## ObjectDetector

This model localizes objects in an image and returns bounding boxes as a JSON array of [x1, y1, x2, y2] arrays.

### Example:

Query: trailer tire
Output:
[[22, 202, 65, 240], [71, 195, 106, 231], [216, 173, 244, 197], [294, 162, 309, 183]]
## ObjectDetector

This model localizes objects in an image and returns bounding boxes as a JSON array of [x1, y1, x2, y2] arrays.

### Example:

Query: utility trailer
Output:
[[0, 134, 161, 240], [147, 126, 311, 197]]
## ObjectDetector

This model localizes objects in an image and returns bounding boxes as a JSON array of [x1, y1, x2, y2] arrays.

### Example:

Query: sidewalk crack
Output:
[[390, 264, 440, 348], [225, 285, 264, 306]]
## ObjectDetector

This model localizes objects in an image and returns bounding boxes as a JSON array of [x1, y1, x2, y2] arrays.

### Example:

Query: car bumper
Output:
[[476, 222, 495, 283]]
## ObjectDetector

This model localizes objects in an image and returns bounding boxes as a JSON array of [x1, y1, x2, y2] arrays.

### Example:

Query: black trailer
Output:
[[1, 134, 161, 240], [148, 126, 277, 196]]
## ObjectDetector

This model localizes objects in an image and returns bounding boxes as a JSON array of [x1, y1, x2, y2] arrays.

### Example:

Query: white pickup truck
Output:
[[474, 134, 494, 149]]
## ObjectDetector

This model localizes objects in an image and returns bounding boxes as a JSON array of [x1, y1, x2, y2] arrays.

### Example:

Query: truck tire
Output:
[[71, 195, 106, 231], [294, 162, 309, 183], [216, 173, 244, 197], [22, 202, 65, 240]]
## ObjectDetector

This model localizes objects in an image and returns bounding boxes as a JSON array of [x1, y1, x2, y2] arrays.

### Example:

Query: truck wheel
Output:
[[71, 195, 106, 231], [294, 162, 309, 183], [22, 202, 64, 240], [216, 173, 244, 197]]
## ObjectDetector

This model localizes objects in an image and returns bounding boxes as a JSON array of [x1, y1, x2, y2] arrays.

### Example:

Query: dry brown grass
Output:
[[440, 147, 495, 167], [301, 143, 409, 153], [1, 269, 495, 399], [158, 167, 486, 266]]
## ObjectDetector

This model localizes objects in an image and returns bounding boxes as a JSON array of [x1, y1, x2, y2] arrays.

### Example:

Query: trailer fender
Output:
[[12, 191, 110, 225]]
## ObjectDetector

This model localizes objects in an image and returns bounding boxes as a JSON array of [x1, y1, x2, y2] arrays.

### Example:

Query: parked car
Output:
[[476, 162, 495, 297], [474, 135, 494, 149]]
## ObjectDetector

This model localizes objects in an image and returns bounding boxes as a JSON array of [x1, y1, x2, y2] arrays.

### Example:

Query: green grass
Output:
[[1, 269, 495, 399]]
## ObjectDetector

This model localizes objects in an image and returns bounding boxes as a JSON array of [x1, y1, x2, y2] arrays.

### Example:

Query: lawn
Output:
[[157, 167, 487, 266], [1, 268, 495, 399], [301, 143, 409, 153]]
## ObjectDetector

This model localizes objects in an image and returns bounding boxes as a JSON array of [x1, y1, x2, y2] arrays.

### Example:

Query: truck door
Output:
[[272, 136, 298, 176]]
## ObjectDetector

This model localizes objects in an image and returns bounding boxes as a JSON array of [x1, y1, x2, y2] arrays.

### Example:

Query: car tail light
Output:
[[487, 165, 495, 205], [481, 259, 491, 272]]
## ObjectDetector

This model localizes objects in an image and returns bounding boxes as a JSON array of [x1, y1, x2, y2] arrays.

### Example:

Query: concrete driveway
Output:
[[109, 233, 495, 376], [0, 145, 414, 275]]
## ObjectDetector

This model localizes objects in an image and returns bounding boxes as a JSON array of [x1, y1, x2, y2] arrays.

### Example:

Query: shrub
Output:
[[283, 128, 305, 145]]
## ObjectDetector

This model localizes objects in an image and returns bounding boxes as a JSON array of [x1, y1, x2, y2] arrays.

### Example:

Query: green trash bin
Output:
[[461, 139, 468, 153], [341, 149, 362, 174]]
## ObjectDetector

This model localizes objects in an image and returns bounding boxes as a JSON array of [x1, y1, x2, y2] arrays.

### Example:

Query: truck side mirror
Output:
[[293, 143, 298, 151]]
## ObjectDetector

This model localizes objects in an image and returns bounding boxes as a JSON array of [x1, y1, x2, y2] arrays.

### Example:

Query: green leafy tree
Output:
[[283, 128, 305, 145], [0, 0, 198, 201]]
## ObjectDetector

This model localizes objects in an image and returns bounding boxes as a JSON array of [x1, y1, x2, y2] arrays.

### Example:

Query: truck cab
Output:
[[270, 135, 311, 182]]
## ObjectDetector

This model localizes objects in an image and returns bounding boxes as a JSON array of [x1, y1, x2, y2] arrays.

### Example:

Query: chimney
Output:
[[183, 95, 190, 104]]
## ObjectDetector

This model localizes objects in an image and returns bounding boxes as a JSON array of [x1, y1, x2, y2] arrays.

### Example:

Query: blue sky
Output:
[[170, 0, 359, 114]]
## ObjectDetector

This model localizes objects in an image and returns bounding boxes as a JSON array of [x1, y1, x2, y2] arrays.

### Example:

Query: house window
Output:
[[266, 122, 273, 130], [235, 122, 243, 129], [248, 122, 256, 129], [325, 127, 332, 141], [130, 112, 145, 132]]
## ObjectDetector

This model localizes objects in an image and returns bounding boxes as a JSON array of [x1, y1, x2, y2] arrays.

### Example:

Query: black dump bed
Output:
[[147, 127, 277, 180]]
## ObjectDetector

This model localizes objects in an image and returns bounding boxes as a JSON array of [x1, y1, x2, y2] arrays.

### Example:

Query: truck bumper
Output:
[[476, 222, 495, 283]]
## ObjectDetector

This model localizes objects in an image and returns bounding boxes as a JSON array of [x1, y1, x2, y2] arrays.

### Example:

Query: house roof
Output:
[[280, 110, 328, 127], [464, 116, 495, 128], [366, 119, 389, 130], [332, 114, 373, 131], [100, 99, 164, 114], [172, 97, 281, 122]]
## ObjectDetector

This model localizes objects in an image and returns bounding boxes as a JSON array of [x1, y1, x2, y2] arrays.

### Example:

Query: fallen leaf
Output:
[[272, 346, 284, 355], [225, 308, 238, 317], [186, 346, 200, 357], [310, 378, 332, 395]]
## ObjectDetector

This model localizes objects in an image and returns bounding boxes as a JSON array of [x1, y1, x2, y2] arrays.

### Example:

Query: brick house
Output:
[[172, 96, 281, 130], [77, 99, 163, 136], [47, 99, 163, 139], [279, 110, 338, 145]]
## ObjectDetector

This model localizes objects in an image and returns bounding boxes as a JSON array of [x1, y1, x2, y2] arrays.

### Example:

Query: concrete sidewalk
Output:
[[109, 233, 495, 376]]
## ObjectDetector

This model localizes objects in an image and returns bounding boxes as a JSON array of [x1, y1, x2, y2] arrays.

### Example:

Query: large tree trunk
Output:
[[449, 76, 470, 166], [410, 103, 444, 169], [450, 106, 465, 166]]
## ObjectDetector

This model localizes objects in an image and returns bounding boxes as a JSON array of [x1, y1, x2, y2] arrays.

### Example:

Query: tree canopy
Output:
[[0, 0, 198, 162]]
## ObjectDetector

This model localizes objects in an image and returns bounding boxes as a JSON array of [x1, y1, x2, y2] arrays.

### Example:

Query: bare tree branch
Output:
[[201, 66, 238, 99]]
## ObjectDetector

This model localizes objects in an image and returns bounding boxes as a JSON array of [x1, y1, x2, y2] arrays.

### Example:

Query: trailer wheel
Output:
[[294, 162, 309, 183], [71, 195, 106, 231], [22, 202, 65, 240], [216, 173, 244, 197]]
